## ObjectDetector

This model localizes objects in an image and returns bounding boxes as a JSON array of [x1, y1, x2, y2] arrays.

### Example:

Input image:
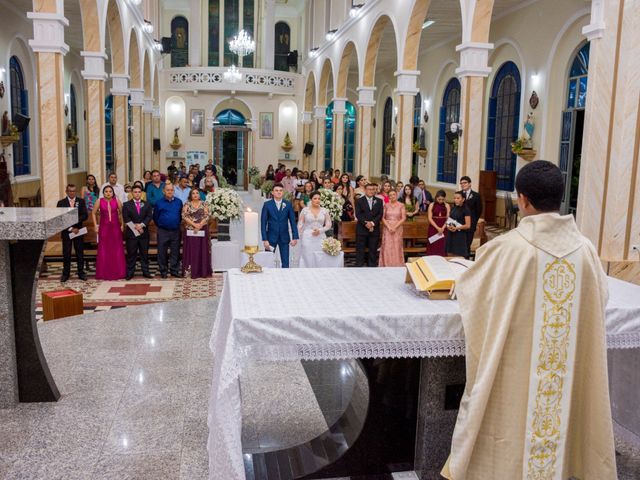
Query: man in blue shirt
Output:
[[174, 175, 191, 203], [152, 183, 183, 278], [146, 170, 165, 207]]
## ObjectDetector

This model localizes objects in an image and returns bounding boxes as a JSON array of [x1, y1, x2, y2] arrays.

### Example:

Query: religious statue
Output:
[[523, 112, 535, 149], [419, 127, 426, 149], [1, 111, 9, 136], [170, 126, 182, 150]]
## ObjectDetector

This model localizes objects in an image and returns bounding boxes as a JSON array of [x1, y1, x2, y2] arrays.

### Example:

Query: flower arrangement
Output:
[[385, 142, 395, 155], [218, 175, 229, 189], [261, 179, 275, 197], [205, 188, 242, 221], [250, 174, 263, 190], [511, 137, 529, 154], [322, 237, 342, 256], [248, 166, 261, 178], [282, 132, 293, 151], [319, 188, 344, 221]]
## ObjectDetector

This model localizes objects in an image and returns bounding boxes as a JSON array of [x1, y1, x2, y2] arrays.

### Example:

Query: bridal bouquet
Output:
[[319, 188, 344, 220], [206, 188, 242, 220], [322, 237, 342, 256]]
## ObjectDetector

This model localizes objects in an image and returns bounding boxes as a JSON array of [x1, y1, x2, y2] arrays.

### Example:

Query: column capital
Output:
[[582, 0, 605, 40], [143, 98, 154, 114], [300, 111, 313, 125], [129, 89, 145, 107], [110, 74, 130, 96], [313, 105, 326, 119], [455, 42, 493, 77], [393, 70, 420, 95], [152, 106, 161, 119], [28, 12, 69, 55], [81, 51, 108, 81], [332, 97, 348, 115], [357, 86, 376, 107]]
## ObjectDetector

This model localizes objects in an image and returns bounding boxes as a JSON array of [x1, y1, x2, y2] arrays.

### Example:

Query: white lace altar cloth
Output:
[[207, 268, 640, 480]]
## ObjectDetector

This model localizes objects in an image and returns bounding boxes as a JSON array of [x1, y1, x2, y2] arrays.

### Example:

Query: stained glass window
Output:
[[437, 78, 461, 184], [242, 0, 255, 68], [567, 43, 590, 110], [208, 0, 220, 66], [381, 98, 392, 175], [9, 56, 30, 176], [105, 95, 114, 174], [412, 92, 421, 177], [324, 103, 333, 171], [343, 102, 356, 174], [224, 0, 240, 66]]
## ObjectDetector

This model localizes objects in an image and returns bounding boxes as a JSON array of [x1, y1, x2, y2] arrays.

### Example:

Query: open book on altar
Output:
[[405, 256, 474, 299]]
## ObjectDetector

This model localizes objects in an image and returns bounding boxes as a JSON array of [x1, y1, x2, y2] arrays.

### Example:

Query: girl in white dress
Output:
[[297, 191, 332, 268]]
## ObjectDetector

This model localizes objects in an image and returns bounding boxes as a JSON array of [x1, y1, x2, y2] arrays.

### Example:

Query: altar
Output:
[[207, 267, 640, 479]]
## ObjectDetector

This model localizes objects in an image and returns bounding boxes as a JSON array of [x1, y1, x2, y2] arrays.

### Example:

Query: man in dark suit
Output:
[[56, 184, 88, 282], [260, 183, 298, 268], [460, 175, 483, 252], [122, 184, 153, 280], [355, 183, 383, 267]]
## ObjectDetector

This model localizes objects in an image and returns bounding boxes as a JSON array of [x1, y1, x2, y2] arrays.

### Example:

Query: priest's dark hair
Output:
[[515, 160, 564, 212]]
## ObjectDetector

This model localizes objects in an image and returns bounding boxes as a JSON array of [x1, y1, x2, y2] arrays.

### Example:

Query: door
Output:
[[558, 110, 577, 215]]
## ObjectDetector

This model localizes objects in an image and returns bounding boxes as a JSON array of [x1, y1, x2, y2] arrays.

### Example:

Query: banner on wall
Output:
[[186, 151, 209, 167]]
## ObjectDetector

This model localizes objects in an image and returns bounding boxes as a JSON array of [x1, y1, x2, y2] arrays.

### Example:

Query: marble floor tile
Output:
[[92, 452, 181, 480], [179, 446, 209, 480], [103, 413, 185, 455]]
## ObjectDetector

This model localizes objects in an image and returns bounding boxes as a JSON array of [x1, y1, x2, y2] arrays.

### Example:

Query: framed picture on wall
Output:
[[190, 109, 205, 136], [259, 112, 273, 139]]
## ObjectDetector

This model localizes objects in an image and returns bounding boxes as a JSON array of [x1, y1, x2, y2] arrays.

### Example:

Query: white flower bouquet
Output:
[[322, 237, 342, 256], [206, 188, 242, 220], [319, 188, 344, 221], [247, 166, 261, 178]]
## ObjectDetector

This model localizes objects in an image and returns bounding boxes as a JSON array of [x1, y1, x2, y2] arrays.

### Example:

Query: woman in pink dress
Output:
[[426, 189, 450, 256], [92, 185, 126, 280], [379, 189, 407, 267]]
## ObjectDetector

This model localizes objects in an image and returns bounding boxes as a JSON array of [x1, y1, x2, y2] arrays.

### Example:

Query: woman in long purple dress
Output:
[[182, 188, 212, 278], [379, 190, 407, 267], [92, 185, 126, 280], [426, 189, 450, 256]]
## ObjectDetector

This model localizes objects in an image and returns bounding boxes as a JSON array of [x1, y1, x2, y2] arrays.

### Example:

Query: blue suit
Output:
[[260, 199, 299, 268]]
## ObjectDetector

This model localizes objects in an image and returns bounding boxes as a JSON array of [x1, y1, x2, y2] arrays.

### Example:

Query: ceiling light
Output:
[[229, 30, 255, 58], [422, 19, 436, 30], [349, 4, 364, 18], [223, 65, 242, 84], [325, 29, 337, 41]]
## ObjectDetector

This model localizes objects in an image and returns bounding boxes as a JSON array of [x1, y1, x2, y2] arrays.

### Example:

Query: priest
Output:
[[442, 160, 616, 479]]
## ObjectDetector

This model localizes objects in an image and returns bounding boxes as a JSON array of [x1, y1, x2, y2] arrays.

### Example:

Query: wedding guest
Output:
[[379, 189, 407, 267], [294, 170, 308, 200], [261, 183, 298, 268], [81, 174, 99, 213], [187, 172, 196, 188], [401, 184, 419, 220], [142, 170, 152, 188], [182, 188, 212, 278], [338, 174, 354, 206], [275, 164, 286, 182], [459, 175, 482, 252], [93, 185, 126, 280], [124, 184, 132, 199], [418, 179, 434, 212], [309, 170, 319, 188], [146, 170, 165, 207], [335, 184, 354, 221], [199, 165, 219, 190], [153, 183, 183, 278], [200, 177, 215, 201], [446, 191, 472, 258], [331, 169, 341, 185], [297, 191, 332, 268], [57, 184, 88, 282], [174, 175, 191, 204], [354, 175, 367, 200], [265, 164, 276, 181], [130, 181, 147, 201], [322, 177, 334, 190], [355, 183, 383, 267], [377, 180, 392, 204], [395, 181, 404, 194], [299, 181, 315, 209], [167, 160, 178, 177], [281, 169, 296, 194], [427, 190, 450, 256], [100, 172, 127, 203], [122, 184, 153, 279]]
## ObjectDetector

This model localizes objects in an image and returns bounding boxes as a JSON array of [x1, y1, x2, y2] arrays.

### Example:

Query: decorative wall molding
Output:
[[27, 12, 69, 55], [143, 98, 154, 114], [152, 106, 161, 119], [110, 74, 130, 96], [301, 111, 313, 124], [394, 70, 420, 95], [582, 0, 605, 40], [455, 42, 494, 77], [357, 86, 376, 107], [313, 105, 326, 119], [129, 89, 145, 107], [332, 97, 348, 114], [81, 51, 108, 81]]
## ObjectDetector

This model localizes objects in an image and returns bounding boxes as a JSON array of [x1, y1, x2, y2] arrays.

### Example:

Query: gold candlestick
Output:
[[241, 245, 263, 273]]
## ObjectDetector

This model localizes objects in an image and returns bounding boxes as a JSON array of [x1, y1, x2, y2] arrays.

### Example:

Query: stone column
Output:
[[27, 11, 68, 207], [301, 111, 313, 171], [456, 42, 493, 185], [394, 71, 419, 182], [189, 0, 202, 66], [110, 75, 130, 181], [152, 105, 161, 171], [143, 98, 154, 172], [331, 98, 347, 171], [81, 51, 107, 184], [129, 89, 145, 182], [313, 105, 326, 172], [356, 86, 376, 178], [262, 0, 276, 69]]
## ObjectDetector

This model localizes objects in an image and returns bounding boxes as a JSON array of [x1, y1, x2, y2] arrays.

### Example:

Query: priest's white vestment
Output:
[[442, 213, 617, 480]]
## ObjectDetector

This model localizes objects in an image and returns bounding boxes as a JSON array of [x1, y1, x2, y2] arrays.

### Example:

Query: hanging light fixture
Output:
[[223, 65, 242, 83], [229, 30, 256, 58]]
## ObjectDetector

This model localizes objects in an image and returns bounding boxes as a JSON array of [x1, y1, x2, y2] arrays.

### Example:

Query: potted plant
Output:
[[261, 179, 275, 198], [511, 137, 537, 161], [413, 142, 428, 158]]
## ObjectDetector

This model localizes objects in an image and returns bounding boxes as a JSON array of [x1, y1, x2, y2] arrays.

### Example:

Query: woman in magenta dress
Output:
[[427, 189, 450, 256], [379, 189, 407, 267], [182, 188, 213, 278], [92, 185, 126, 280]]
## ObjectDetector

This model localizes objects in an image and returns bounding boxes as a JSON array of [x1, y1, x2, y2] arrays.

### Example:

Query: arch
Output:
[[79, 0, 102, 51], [402, 0, 438, 71], [215, 109, 246, 126], [336, 41, 360, 98], [381, 97, 393, 175], [486, 61, 521, 191], [9, 55, 31, 176], [278, 99, 298, 150], [363, 15, 398, 87], [437, 78, 461, 184], [128, 28, 142, 89], [305, 70, 316, 111], [565, 42, 590, 110], [274, 21, 291, 72], [211, 97, 254, 122], [171, 15, 189, 68], [106, 0, 126, 74], [318, 57, 335, 106], [468, 0, 495, 43], [143, 51, 152, 97]]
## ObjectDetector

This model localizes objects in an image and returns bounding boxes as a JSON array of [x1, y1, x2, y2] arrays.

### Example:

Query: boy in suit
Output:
[[122, 184, 153, 279], [354, 182, 383, 267], [56, 184, 88, 282], [459, 176, 483, 252], [260, 183, 299, 268]]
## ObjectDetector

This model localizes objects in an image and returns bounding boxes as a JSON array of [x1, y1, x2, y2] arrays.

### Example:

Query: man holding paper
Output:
[[56, 184, 88, 282], [122, 184, 153, 280]]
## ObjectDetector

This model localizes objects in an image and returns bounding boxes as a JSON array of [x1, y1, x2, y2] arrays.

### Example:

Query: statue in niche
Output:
[[1, 111, 9, 136], [175, 26, 187, 49], [171, 126, 182, 149], [419, 127, 426, 149], [523, 112, 535, 149]]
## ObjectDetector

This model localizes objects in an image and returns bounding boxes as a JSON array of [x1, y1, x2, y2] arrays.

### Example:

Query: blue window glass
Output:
[[381, 98, 392, 175], [437, 78, 461, 184], [569, 42, 589, 77], [9, 56, 30, 176], [325, 102, 333, 171], [566, 42, 590, 110], [215, 109, 246, 125], [577, 76, 588, 109], [412, 92, 421, 177], [105, 95, 114, 174], [343, 102, 356, 174], [567, 79, 577, 109], [485, 61, 521, 191]]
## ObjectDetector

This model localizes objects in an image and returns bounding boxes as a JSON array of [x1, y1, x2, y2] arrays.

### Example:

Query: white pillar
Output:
[[262, 0, 276, 70], [189, 0, 202, 66]]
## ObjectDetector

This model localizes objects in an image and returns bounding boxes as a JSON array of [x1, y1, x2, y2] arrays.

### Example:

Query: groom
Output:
[[261, 183, 299, 268]]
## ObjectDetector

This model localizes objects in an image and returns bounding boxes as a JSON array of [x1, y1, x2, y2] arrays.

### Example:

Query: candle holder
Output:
[[241, 245, 263, 273]]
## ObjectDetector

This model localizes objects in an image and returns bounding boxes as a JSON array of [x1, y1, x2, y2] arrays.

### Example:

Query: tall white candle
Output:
[[244, 208, 259, 247]]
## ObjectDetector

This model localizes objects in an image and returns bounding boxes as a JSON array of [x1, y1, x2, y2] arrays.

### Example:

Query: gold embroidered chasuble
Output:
[[442, 213, 617, 480]]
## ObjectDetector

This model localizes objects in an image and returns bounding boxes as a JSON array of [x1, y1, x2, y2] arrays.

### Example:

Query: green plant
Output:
[[261, 180, 275, 196], [218, 175, 229, 188], [248, 166, 260, 178], [250, 174, 263, 189], [511, 137, 528, 153], [412, 142, 420, 153], [283, 190, 294, 203], [385, 143, 395, 155]]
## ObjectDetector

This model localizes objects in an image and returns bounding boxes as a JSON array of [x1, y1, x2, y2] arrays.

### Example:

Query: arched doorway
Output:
[[212, 109, 250, 187], [9, 56, 30, 176], [559, 42, 590, 215]]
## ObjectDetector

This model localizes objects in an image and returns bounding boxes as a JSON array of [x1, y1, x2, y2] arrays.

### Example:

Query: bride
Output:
[[297, 190, 332, 268]]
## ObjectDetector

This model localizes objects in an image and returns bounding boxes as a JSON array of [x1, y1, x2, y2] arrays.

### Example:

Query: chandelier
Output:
[[229, 29, 255, 58], [223, 65, 242, 83]]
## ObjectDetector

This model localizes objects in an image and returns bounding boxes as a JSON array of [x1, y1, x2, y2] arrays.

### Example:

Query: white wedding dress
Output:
[[297, 206, 332, 268]]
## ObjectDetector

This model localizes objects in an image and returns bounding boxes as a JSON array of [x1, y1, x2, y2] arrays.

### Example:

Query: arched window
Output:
[[210, 0, 255, 67], [324, 102, 333, 171], [567, 42, 589, 109], [207, 0, 220, 66], [9, 56, 30, 176], [274, 21, 291, 72], [214, 109, 246, 125], [412, 92, 421, 177], [437, 78, 461, 184], [70, 84, 79, 169], [343, 102, 356, 174], [171, 16, 189, 68], [381, 97, 392, 175], [105, 95, 114, 174], [486, 61, 521, 191]]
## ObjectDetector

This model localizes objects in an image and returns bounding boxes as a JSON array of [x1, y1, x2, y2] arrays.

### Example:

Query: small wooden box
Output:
[[42, 289, 84, 321]]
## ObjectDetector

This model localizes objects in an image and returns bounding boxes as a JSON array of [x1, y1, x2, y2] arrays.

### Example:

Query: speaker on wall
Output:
[[13, 113, 30, 133], [161, 37, 172, 54], [303, 142, 314, 156], [288, 50, 298, 68], [153, 138, 161, 152]]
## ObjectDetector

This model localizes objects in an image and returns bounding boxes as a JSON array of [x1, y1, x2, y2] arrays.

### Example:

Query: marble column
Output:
[[152, 105, 161, 171], [129, 89, 145, 182], [189, 0, 202, 67], [28, 12, 69, 207], [456, 42, 493, 185], [262, 0, 276, 70], [81, 51, 107, 184], [301, 111, 313, 171], [111, 75, 130, 181], [394, 71, 419, 182], [356, 86, 376, 178], [143, 99, 154, 172], [332, 98, 347, 171], [313, 105, 326, 173]]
